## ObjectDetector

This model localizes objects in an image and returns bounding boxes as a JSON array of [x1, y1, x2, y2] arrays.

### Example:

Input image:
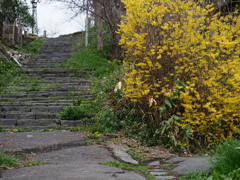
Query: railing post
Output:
[[2, 22, 6, 39], [43, 30, 47, 37], [17, 19, 22, 47], [12, 21, 16, 43]]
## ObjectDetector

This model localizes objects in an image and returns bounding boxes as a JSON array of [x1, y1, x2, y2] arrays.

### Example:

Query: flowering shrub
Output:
[[118, 0, 240, 150]]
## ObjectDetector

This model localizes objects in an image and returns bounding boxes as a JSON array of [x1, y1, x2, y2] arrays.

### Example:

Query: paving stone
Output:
[[154, 175, 177, 179], [165, 156, 212, 175], [114, 171, 146, 180], [148, 160, 160, 166], [108, 144, 139, 164], [150, 171, 168, 175]]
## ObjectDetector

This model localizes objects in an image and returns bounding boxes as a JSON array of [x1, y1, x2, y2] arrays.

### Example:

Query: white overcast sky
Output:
[[26, 0, 86, 37]]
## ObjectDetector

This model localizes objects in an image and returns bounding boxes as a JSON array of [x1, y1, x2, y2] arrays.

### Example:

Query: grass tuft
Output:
[[212, 139, 240, 175], [0, 153, 20, 168]]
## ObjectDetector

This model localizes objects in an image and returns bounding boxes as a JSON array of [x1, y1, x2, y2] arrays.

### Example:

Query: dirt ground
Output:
[[101, 131, 197, 162]]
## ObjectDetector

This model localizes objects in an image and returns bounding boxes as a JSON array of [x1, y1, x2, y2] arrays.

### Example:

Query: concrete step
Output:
[[1, 91, 92, 97], [1, 90, 91, 97], [24, 64, 64, 68], [0, 119, 60, 128], [0, 105, 64, 113], [24, 58, 68, 63], [1, 98, 75, 104], [0, 112, 59, 120], [25, 69, 89, 78], [2, 125, 59, 130], [13, 83, 91, 89]]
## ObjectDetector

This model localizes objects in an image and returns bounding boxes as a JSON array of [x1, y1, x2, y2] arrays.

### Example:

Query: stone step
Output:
[[25, 69, 89, 78], [25, 58, 68, 63], [0, 119, 60, 128], [2, 89, 91, 95], [1, 125, 58, 130], [1, 101, 72, 106], [34, 55, 71, 60], [0, 112, 59, 120], [24, 102, 74, 106], [24, 64, 64, 68], [1, 98, 75, 104], [9, 79, 91, 85], [13, 82, 91, 88], [26, 59, 66, 62], [32, 77, 90, 82], [2, 88, 90, 93], [1, 91, 92, 96], [32, 79, 91, 84], [0, 105, 64, 113], [25, 57, 66, 65], [0, 35, 91, 130], [0, 119, 93, 130]]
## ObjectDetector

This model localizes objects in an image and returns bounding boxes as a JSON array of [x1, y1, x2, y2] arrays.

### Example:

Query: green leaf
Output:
[[212, 170, 221, 180], [167, 117, 174, 124], [206, 175, 213, 180], [210, 123, 220, 127], [164, 100, 172, 109], [176, 80, 187, 89], [218, 118, 222, 125], [170, 135, 177, 146], [175, 80, 187, 97], [170, 96, 177, 105], [173, 115, 182, 123], [161, 125, 167, 134], [160, 106, 167, 115]]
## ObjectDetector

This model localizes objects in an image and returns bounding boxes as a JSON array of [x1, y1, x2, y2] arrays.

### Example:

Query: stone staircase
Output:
[[0, 35, 92, 130]]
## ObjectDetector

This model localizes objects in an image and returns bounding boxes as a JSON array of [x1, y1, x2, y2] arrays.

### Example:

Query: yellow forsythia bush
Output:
[[118, 0, 240, 147]]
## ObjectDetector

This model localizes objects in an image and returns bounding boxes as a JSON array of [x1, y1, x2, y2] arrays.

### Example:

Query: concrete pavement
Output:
[[0, 131, 213, 180]]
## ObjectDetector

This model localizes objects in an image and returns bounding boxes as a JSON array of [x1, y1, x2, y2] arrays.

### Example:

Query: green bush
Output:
[[59, 106, 88, 120]]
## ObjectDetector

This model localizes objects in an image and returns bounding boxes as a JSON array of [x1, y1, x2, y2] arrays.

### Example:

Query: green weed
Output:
[[101, 161, 149, 172], [22, 39, 45, 57], [125, 149, 147, 162], [212, 139, 240, 175], [23, 160, 48, 166], [0, 153, 20, 168], [179, 170, 212, 180], [69, 91, 76, 96], [29, 79, 41, 91], [159, 163, 174, 171], [59, 106, 89, 120], [0, 57, 22, 90], [0, 126, 5, 132]]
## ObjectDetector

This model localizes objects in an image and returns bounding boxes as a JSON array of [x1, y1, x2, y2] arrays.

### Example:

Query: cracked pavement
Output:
[[0, 131, 146, 180]]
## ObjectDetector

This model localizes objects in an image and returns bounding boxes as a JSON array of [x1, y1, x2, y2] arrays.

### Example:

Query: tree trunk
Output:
[[93, 0, 103, 52], [102, 0, 125, 60]]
